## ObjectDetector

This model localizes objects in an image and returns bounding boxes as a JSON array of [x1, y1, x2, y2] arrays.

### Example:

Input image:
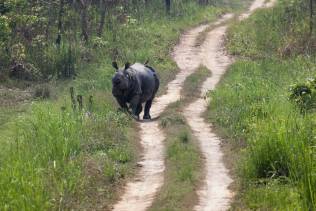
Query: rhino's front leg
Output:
[[129, 95, 141, 120], [116, 97, 128, 112]]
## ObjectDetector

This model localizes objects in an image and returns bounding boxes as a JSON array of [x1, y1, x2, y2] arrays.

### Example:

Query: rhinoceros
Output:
[[111, 61, 160, 120]]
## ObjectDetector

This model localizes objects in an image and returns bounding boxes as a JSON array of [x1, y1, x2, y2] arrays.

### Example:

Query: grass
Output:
[[209, 57, 316, 211], [240, 180, 302, 210], [208, 1, 316, 210], [227, 3, 316, 58], [0, 3, 228, 210], [182, 66, 211, 100], [0, 102, 135, 210]]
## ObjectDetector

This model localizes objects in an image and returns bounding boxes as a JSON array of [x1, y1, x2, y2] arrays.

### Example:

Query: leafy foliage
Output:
[[0, 0, 222, 80]]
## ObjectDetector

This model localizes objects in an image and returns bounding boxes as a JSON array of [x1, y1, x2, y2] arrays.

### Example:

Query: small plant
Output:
[[108, 147, 131, 164], [289, 78, 316, 111], [160, 115, 186, 128], [179, 131, 189, 143], [104, 160, 118, 183]]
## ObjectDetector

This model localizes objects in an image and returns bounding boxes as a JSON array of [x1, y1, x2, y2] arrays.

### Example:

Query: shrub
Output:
[[290, 78, 316, 112]]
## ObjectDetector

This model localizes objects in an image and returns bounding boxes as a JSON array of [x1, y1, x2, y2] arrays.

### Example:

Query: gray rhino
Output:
[[112, 61, 160, 120]]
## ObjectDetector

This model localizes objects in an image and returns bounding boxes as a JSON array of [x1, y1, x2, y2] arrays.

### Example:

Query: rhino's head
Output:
[[112, 62, 131, 90]]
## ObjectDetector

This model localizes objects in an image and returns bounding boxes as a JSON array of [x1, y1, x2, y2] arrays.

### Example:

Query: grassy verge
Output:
[[150, 67, 210, 210], [0, 4, 227, 210], [208, 1, 316, 210], [182, 67, 211, 100], [0, 101, 137, 210]]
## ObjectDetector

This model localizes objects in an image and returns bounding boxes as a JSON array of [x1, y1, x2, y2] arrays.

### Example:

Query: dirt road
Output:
[[113, 0, 275, 210]]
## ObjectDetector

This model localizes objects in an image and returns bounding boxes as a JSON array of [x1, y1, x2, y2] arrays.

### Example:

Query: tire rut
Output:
[[184, 1, 276, 211], [184, 23, 234, 211]]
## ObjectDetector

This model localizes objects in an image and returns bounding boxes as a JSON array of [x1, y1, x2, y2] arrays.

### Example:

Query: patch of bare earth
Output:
[[0, 86, 32, 107]]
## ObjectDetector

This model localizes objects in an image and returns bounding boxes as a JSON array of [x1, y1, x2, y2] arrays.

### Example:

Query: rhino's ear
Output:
[[125, 62, 130, 70], [112, 61, 119, 70]]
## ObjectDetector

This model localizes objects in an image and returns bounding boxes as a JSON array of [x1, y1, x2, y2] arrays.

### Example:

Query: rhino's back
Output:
[[130, 63, 159, 102], [131, 63, 154, 74]]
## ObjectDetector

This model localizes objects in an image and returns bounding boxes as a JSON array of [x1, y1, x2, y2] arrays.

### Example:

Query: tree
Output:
[[78, 0, 91, 42], [165, 0, 171, 14], [56, 0, 65, 46], [310, 0, 314, 36], [97, 0, 107, 37], [198, 0, 209, 5]]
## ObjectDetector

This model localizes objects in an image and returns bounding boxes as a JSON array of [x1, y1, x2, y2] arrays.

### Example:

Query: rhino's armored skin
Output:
[[112, 62, 160, 120]]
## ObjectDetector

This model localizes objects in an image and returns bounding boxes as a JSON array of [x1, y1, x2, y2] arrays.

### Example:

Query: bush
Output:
[[31, 44, 77, 79], [290, 77, 316, 112]]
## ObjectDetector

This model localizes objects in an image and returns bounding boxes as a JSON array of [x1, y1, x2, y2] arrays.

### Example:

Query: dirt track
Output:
[[113, 1, 275, 210], [112, 22, 209, 211]]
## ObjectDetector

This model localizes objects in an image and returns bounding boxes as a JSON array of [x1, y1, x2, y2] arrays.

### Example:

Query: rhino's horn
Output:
[[125, 62, 130, 70]]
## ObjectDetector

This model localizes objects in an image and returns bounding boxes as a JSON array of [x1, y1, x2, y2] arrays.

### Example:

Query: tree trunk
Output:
[[165, 0, 171, 14], [56, 0, 64, 46], [310, 0, 314, 36], [198, 0, 209, 5], [145, 0, 150, 7], [97, 0, 106, 37], [80, 0, 89, 42]]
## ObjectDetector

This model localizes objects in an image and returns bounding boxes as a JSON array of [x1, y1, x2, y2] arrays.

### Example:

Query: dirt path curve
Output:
[[113, 1, 275, 210], [184, 1, 276, 211]]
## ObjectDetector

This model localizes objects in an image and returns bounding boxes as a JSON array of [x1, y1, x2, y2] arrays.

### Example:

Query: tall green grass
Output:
[[209, 56, 316, 209], [227, 1, 315, 58], [0, 104, 82, 209], [0, 102, 133, 210], [208, 2, 316, 207]]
